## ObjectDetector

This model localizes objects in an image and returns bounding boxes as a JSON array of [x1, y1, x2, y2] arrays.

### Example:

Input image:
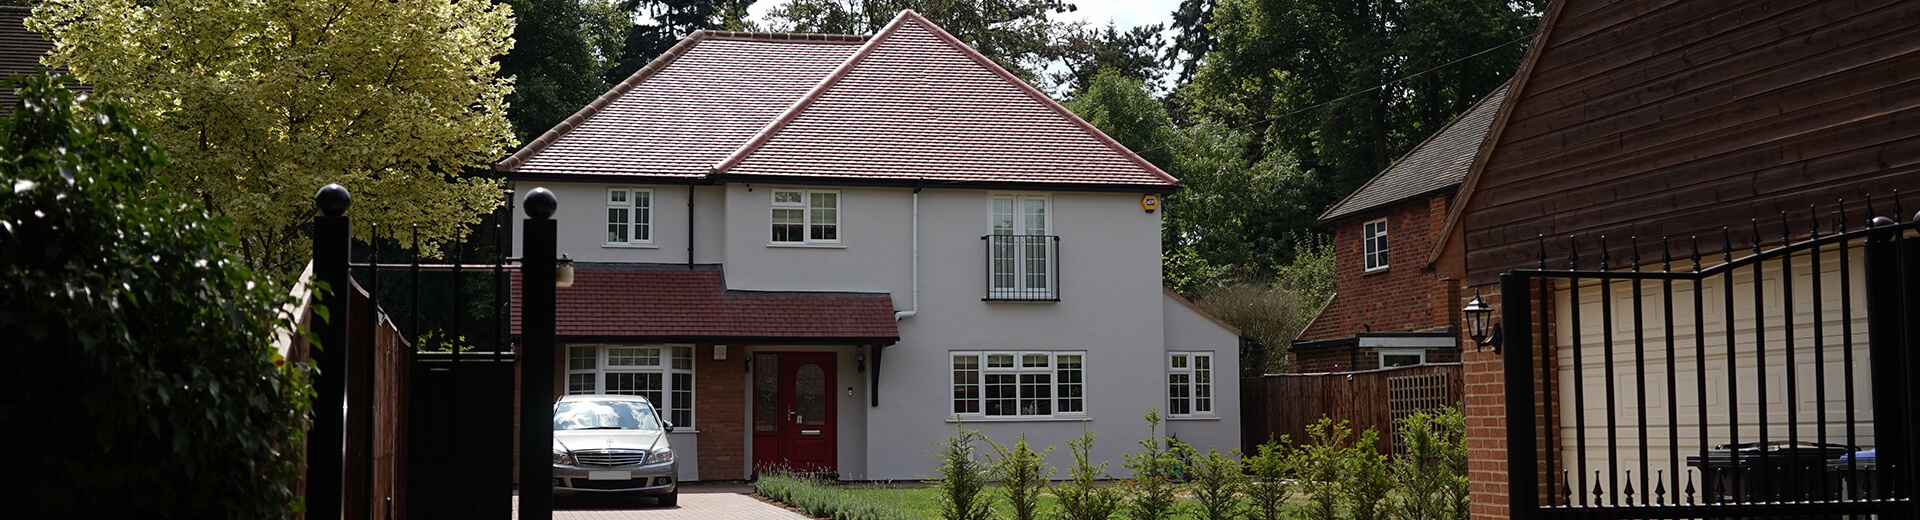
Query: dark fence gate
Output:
[[310, 184, 560, 520], [1501, 204, 1920, 519]]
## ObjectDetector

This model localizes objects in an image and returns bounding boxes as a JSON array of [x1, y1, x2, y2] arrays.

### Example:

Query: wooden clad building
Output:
[[1439, 1, 1920, 519]]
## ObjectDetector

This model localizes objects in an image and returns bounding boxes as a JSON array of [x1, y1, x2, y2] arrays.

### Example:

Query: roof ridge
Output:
[[709, 12, 913, 173], [1316, 80, 1511, 223], [699, 30, 870, 43], [496, 30, 716, 172], [711, 10, 1179, 186]]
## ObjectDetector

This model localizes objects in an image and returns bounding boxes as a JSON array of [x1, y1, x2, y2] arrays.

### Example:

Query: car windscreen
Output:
[[553, 400, 663, 431]]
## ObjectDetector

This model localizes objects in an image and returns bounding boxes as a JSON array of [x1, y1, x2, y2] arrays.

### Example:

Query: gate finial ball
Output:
[[524, 187, 558, 219], [315, 184, 351, 216]]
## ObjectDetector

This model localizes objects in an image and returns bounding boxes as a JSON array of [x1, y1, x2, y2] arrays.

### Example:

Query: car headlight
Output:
[[553, 450, 574, 466], [645, 448, 674, 465]]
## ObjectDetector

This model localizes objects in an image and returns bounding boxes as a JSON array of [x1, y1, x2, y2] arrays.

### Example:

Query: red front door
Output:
[[752, 352, 837, 475]]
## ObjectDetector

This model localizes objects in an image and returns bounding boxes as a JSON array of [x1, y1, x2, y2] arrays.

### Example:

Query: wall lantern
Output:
[[555, 254, 575, 288], [1462, 291, 1501, 353]]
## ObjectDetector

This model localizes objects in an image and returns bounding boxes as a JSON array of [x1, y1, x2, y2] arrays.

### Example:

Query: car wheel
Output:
[[658, 490, 678, 507]]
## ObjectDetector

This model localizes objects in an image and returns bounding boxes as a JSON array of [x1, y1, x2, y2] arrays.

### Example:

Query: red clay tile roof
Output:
[[511, 265, 899, 343], [497, 11, 1176, 189], [501, 32, 869, 176]]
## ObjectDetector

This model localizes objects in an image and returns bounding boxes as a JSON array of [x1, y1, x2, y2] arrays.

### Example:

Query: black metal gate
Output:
[[309, 184, 560, 519], [1501, 203, 1920, 519]]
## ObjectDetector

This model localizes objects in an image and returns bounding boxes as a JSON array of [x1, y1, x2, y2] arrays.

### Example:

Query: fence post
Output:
[[519, 188, 558, 519], [1502, 273, 1539, 520], [311, 184, 352, 520], [1864, 217, 1913, 503]]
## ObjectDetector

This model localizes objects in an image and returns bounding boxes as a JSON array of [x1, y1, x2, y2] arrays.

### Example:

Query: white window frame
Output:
[[565, 344, 695, 427], [1363, 218, 1389, 272], [1168, 352, 1215, 417], [951, 351, 1085, 419], [770, 188, 840, 245], [1378, 348, 1427, 368], [604, 187, 654, 246], [987, 194, 1053, 298]]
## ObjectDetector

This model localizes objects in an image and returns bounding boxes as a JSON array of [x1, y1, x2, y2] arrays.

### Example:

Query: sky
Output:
[[747, 0, 1185, 32]]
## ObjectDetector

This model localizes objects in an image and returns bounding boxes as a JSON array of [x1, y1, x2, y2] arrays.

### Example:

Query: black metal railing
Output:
[[982, 234, 1059, 301], [1503, 200, 1920, 520]]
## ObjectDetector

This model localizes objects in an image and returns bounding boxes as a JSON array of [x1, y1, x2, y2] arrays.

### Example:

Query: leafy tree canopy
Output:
[[1051, 21, 1168, 98], [1186, 0, 1538, 243], [763, 0, 1076, 85], [0, 74, 310, 519], [501, 0, 628, 143], [29, 0, 520, 276]]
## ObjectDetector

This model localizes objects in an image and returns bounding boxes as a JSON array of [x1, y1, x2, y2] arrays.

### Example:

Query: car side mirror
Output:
[[663, 421, 674, 433]]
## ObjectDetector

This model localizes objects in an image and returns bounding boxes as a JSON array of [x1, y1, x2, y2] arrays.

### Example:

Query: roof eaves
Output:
[[1316, 80, 1510, 225], [1162, 287, 1243, 336], [709, 14, 905, 173], [495, 30, 714, 173], [1427, 3, 1565, 268]]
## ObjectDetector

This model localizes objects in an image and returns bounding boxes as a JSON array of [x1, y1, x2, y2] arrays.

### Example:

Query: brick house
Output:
[[1288, 83, 1507, 373], [1431, 0, 1920, 518], [502, 10, 1244, 483]]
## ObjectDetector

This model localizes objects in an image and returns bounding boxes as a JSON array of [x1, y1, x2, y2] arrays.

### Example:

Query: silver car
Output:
[[551, 394, 679, 505]]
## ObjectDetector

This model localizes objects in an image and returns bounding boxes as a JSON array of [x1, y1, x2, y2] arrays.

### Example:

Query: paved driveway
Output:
[[512, 483, 810, 520]]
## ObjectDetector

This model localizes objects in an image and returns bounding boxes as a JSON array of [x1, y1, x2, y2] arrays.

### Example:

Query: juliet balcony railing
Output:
[[982, 234, 1059, 301]]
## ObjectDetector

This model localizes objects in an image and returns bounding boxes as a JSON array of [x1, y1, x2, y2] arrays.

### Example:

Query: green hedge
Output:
[[754, 472, 921, 520]]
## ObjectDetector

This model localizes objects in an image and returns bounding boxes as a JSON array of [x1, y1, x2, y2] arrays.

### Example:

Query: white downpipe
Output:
[[895, 189, 920, 321]]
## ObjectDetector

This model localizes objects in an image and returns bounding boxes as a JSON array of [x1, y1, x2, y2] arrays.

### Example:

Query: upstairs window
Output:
[[772, 189, 838, 244], [1363, 219, 1389, 271], [606, 188, 653, 245], [987, 194, 1055, 300]]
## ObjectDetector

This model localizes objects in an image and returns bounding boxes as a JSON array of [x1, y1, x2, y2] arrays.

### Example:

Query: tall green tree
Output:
[[1051, 21, 1168, 97], [605, 0, 757, 83], [1187, 0, 1538, 233], [763, 0, 1074, 85], [30, 0, 520, 276], [1, 74, 311, 518], [1166, 0, 1214, 85], [500, 0, 627, 142]]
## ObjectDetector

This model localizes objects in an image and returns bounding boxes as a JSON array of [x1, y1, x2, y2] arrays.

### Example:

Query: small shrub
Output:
[[1121, 410, 1181, 520], [1187, 446, 1248, 520], [753, 470, 916, 520], [1344, 429, 1394, 520], [1393, 407, 1470, 520], [1243, 436, 1294, 520], [1291, 417, 1349, 520], [991, 433, 1058, 520], [930, 423, 994, 520], [1054, 425, 1122, 520]]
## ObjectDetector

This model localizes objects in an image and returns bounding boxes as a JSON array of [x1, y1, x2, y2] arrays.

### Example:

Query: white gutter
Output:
[[895, 188, 920, 321]]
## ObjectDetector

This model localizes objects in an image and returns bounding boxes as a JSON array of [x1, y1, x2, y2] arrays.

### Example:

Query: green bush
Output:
[[0, 74, 311, 518], [1392, 407, 1469, 520], [754, 471, 917, 520], [990, 433, 1058, 520], [931, 424, 995, 520], [1291, 417, 1348, 520], [1186, 446, 1247, 520], [1243, 436, 1295, 520], [1121, 410, 1180, 520], [1344, 429, 1394, 520], [1054, 425, 1123, 520]]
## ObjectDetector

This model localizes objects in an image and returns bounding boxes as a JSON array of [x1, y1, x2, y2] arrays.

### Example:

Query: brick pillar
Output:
[[696, 344, 748, 480], [1464, 329, 1510, 520]]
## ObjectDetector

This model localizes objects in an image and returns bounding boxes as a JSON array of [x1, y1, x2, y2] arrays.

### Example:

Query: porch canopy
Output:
[[512, 263, 899, 345]]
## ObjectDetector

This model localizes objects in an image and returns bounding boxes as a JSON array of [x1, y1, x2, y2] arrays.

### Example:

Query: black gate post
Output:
[[1864, 217, 1910, 502], [1502, 273, 1539, 520], [519, 188, 558, 519], [311, 184, 352, 520]]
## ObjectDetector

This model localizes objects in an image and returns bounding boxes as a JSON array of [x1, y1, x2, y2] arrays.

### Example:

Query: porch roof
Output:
[[512, 264, 899, 344]]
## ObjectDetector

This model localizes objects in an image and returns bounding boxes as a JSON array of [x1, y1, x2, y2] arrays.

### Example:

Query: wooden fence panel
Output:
[[1241, 363, 1463, 455]]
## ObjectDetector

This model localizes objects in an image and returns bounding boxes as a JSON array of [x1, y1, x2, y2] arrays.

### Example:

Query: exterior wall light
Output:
[[555, 254, 574, 288], [1462, 291, 1501, 353]]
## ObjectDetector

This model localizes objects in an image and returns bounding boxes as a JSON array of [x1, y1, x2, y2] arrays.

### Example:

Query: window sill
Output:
[[666, 429, 701, 434], [982, 296, 1059, 303], [1167, 416, 1221, 421], [1363, 266, 1389, 275], [766, 243, 846, 249], [947, 416, 1090, 423], [602, 243, 659, 249]]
